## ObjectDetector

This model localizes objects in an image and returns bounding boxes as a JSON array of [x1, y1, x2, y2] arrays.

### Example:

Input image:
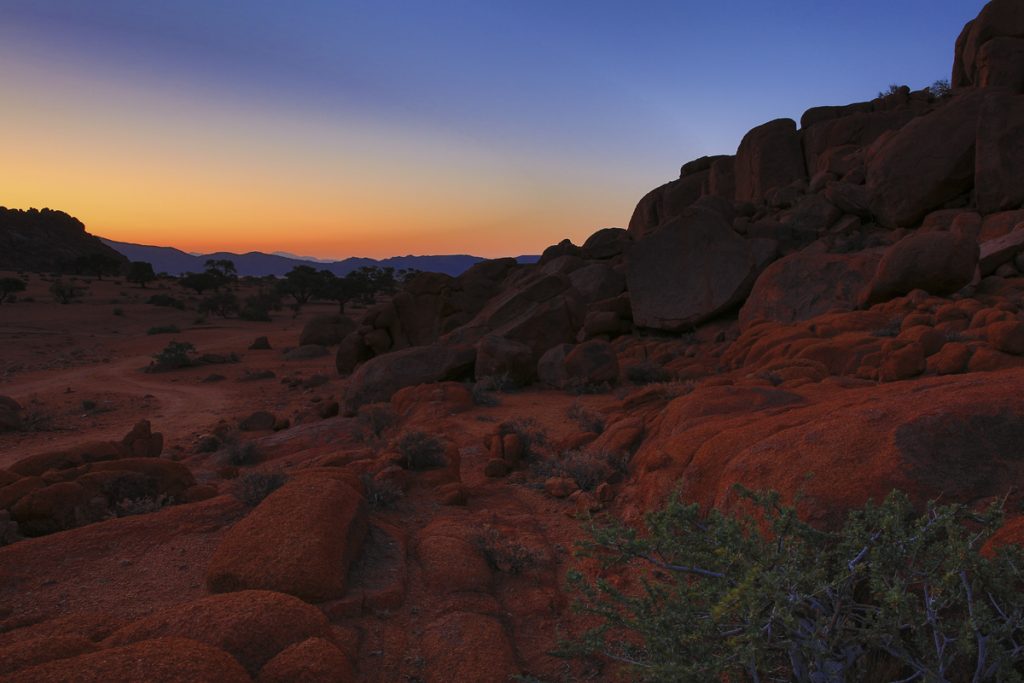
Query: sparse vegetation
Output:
[[930, 78, 952, 98], [562, 488, 1024, 682], [498, 418, 548, 460], [567, 401, 605, 434], [471, 380, 501, 407], [147, 341, 195, 372], [0, 277, 27, 304], [233, 471, 288, 506], [396, 430, 446, 470], [114, 494, 172, 517], [360, 472, 404, 509], [357, 405, 396, 442], [147, 325, 180, 335], [473, 525, 543, 575], [49, 278, 84, 304], [219, 440, 264, 467]]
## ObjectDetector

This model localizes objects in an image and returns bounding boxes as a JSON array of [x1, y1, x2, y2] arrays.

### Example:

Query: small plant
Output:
[[498, 418, 548, 461], [396, 431, 446, 470], [114, 494, 172, 517], [556, 450, 613, 491], [233, 471, 288, 506], [147, 341, 195, 372], [49, 278, 83, 304], [219, 440, 264, 467], [561, 488, 1024, 682], [567, 401, 605, 434], [473, 525, 543, 575], [877, 83, 903, 98], [360, 472, 404, 509], [0, 276, 27, 304], [112, 307, 124, 316], [147, 325, 180, 335], [357, 404, 395, 442]]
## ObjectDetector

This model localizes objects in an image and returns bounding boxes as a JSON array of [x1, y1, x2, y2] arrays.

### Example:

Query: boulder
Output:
[[537, 344, 572, 388], [335, 331, 373, 375], [977, 37, 1024, 91], [707, 156, 736, 200], [976, 91, 1024, 214], [2, 637, 251, 683], [239, 411, 276, 432], [0, 395, 22, 432], [421, 612, 518, 683], [581, 227, 631, 260], [734, 118, 806, 203], [568, 263, 625, 303], [563, 340, 619, 386], [802, 109, 917, 175], [627, 208, 756, 331], [10, 481, 104, 536], [103, 590, 334, 674], [342, 343, 475, 414], [207, 479, 368, 602], [474, 335, 535, 386], [953, 0, 1024, 88], [0, 635, 97, 676], [120, 420, 163, 458], [249, 336, 272, 350], [979, 226, 1024, 274], [859, 231, 979, 306], [299, 315, 356, 347], [866, 91, 986, 227], [628, 173, 709, 236], [257, 637, 354, 683], [740, 250, 883, 330]]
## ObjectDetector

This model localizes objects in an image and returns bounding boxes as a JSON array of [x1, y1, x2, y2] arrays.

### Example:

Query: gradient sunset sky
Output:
[[1, 1, 986, 259]]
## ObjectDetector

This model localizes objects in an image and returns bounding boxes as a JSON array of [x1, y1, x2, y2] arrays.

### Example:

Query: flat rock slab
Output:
[[207, 479, 368, 602]]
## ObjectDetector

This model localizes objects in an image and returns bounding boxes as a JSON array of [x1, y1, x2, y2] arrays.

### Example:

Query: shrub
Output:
[[114, 494, 171, 517], [233, 471, 288, 506], [396, 431, 446, 470], [567, 401, 605, 434], [147, 325, 180, 335], [112, 307, 124, 316], [930, 79, 952, 98], [147, 294, 185, 309], [357, 405, 395, 441], [541, 449, 614, 492], [562, 488, 1024, 682], [219, 441, 264, 467], [148, 341, 195, 372], [498, 418, 548, 460], [49, 278, 83, 304], [0, 276, 27, 304], [360, 472, 404, 509], [473, 525, 543, 575], [197, 291, 239, 318], [471, 381, 501, 407]]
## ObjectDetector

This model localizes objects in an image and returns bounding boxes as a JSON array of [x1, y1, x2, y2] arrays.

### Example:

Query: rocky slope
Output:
[[0, 207, 127, 273], [2, 1, 1024, 681]]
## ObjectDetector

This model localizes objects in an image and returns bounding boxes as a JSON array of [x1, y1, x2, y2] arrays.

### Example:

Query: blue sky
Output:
[[0, 1, 988, 257]]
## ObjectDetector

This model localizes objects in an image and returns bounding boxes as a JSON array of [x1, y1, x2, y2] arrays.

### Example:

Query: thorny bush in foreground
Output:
[[562, 488, 1024, 682]]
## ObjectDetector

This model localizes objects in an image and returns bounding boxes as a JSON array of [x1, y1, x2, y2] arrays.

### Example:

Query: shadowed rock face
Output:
[[627, 208, 755, 332]]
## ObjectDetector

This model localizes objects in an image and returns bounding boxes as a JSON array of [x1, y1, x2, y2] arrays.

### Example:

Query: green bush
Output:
[[562, 488, 1024, 681]]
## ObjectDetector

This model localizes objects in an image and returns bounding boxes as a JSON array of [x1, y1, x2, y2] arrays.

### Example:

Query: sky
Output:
[[0, 1, 988, 259]]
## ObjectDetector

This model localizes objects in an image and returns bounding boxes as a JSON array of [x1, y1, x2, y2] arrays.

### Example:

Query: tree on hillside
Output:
[[126, 261, 156, 288], [0, 277, 27, 304]]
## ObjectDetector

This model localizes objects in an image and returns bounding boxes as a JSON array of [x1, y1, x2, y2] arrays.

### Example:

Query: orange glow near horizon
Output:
[[0, 46, 635, 260]]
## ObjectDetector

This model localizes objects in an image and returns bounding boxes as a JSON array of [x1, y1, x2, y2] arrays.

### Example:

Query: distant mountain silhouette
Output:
[[100, 238, 539, 277], [0, 207, 128, 273]]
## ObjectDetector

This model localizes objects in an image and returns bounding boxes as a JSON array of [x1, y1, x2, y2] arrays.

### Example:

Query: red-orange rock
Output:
[[544, 477, 578, 499], [421, 612, 518, 683], [987, 320, 1024, 354], [859, 231, 978, 306], [928, 342, 972, 375], [3, 637, 251, 683], [103, 591, 333, 674], [878, 343, 926, 382], [0, 635, 97, 676], [257, 637, 354, 683], [206, 479, 368, 602]]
